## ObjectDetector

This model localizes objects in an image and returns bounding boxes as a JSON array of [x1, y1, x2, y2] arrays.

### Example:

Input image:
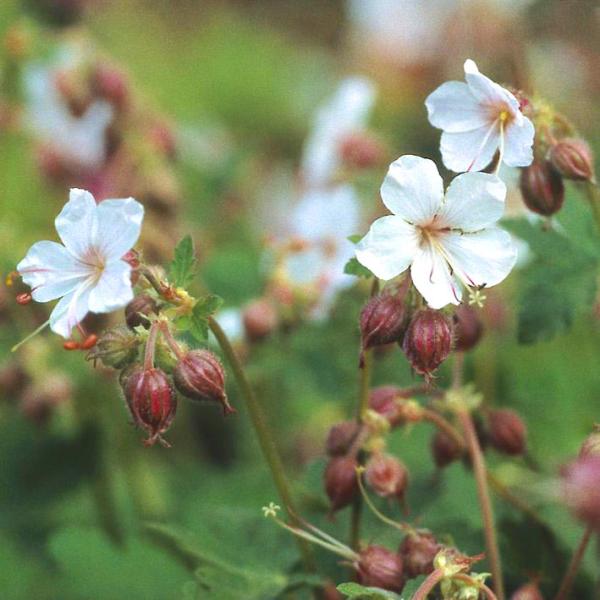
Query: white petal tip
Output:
[[464, 59, 479, 74]]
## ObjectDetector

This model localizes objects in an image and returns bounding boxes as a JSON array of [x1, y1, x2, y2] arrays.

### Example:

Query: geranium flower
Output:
[[355, 155, 517, 309], [302, 77, 376, 187], [425, 59, 534, 173], [17, 189, 144, 338]]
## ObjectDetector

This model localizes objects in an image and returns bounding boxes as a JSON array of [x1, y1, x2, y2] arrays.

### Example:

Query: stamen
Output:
[[63, 340, 81, 351], [16, 292, 32, 305], [5, 271, 18, 286]]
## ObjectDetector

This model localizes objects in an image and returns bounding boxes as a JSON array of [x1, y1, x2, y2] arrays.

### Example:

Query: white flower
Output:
[[23, 60, 112, 170], [280, 184, 360, 319], [425, 59, 534, 173], [17, 189, 144, 338], [302, 77, 376, 187], [356, 155, 517, 309]]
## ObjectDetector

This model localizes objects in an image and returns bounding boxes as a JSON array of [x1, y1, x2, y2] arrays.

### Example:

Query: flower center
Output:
[[80, 246, 106, 282]]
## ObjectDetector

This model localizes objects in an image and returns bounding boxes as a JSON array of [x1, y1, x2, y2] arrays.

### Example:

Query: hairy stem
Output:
[[207, 316, 314, 570], [554, 526, 594, 600], [412, 568, 445, 600], [143, 321, 160, 370]]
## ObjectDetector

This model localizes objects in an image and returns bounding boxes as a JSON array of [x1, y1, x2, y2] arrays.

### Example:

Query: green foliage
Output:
[[190, 294, 223, 341], [336, 582, 403, 599], [344, 257, 374, 279], [169, 235, 197, 288]]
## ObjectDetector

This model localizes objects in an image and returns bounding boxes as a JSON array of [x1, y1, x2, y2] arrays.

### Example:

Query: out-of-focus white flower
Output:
[[23, 59, 112, 170], [276, 184, 360, 319], [425, 59, 534, 173], [214, 308, 244, 344], [17, 189, 143, 338], [302, 77, 376, 187], [356, 155, 516, 309]]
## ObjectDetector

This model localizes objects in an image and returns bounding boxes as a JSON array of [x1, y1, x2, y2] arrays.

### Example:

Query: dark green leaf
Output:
[[344, 257, 373, 279], [337, 582, 403, 599], [170, 235, 196, 288], [187, 295, 224, 341]]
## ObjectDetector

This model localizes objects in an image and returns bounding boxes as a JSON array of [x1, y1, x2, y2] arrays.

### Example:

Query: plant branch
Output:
[[554, 525, 594, 600], [412, 568, 445, 600]]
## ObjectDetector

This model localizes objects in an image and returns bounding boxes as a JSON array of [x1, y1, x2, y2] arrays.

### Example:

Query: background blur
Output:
[[0, 1, 599, 598]]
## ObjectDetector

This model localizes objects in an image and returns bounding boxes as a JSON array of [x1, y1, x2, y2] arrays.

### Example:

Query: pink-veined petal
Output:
[[48, 279, 94, 338], [88, 259, 134, 313], [439, 172, 506, 231], [503, 116, 535, 168], [410, 244, 462, 309], [425, 81, 490, 132], [463, 60, 518, 112], [355, 215, 419, 280], [93, 197, 144, 261], [440, 228, 517, 289], [17, 240, 89, 302], [380, 155, 443, 223], [55, 189, 97, 258], [440, 124, 500, 173]]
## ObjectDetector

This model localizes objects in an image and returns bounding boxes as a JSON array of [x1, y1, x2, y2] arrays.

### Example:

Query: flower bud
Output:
[[360, 292, 407, 363], [398, 530, 440, 578], [122, 365, 177, 446], [87, 326, 140, 369], [562, 455, 600, 529], [510, 581, 544, 600], [339, 132, 386, 170], [173, 349, 235, 415], [243, 299, 279, 342], [579, 425, 600, 458], [488, 409, 527, 456], [93, 64, 129, 111], [431, 429, 462, 468], [364, 453, 408, 502], [402, 309, 453, 379], [453, 305, 483, 352], [519, 161, 564, 216], [125, 294, 158, 330], [356, 545, 405, 593], [549, 138, 595, 182], [325, 420, 361, 456], [368, 385, 409, 427], [324, 456, 359, 511]]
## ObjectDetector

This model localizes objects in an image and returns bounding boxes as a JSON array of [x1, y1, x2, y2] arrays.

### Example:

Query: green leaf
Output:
[[188, 295, 224, 342], [344, 257, 373, 279], [505, 219, 598, 344], [347, 234, 363, 244], [337, 582, 403, 599], [169, 235, 197, 288]]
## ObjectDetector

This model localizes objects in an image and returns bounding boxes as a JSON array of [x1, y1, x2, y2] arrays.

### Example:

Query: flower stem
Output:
[[144, 321, 160, 370], [554, 525, 594, 600], [159, 321, 185, 360], [453, 354, 504, 600], [412, 568, 445, 600], [421, 408, 466, 451], [207, 316, 314, 571], [584, 183, 600, 235]]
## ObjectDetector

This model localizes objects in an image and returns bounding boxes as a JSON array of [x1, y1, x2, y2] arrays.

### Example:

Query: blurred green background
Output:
[[0, 1, 599, 598]]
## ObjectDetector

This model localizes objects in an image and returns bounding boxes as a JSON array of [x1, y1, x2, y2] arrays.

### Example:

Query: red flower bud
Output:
[[402, 309, 453, 379], [519, 161, 564, 216], [360, 291, 407, 365], [562, 455, 600, 529], [510, 581, 544, 600], [431, 429, 462, 468], [93, 64, 129, 111], [339, 132, 386, 170], [243, 299, 279, 342], [453, 305, 483, 352], [173, 349, 235, 415], [549, 138, 595, 182], [368, 385, 407, 427], [122, 366, 177, 446], [364, 453, 408, 502], [579, 425, 600, 458], [356, 545, 405, 593], [488, 409, 527, 456], [125, 294, 158, 330], [325, 420, 361, 457], [324, 456, 359, 511], [398, 530, 441, 578]]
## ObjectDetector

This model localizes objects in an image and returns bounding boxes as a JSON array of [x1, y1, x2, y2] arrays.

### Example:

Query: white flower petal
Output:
[[463, 59, 516, 109], [55, 189, 97, 258], [410, 244, 462, 309], [356, 215, 419, 280], [439, 172, 506, 231], [94, 198, 144, 261], [503, 116, 535, 168], [425, 81, 489, 132], [88, 260, 134, 313], [440, 125, 500, 173], [17, 240, 89, 302], [441, 228, 517, 288], [49, 279, 94, 338], [381, 155, 443, 223]]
